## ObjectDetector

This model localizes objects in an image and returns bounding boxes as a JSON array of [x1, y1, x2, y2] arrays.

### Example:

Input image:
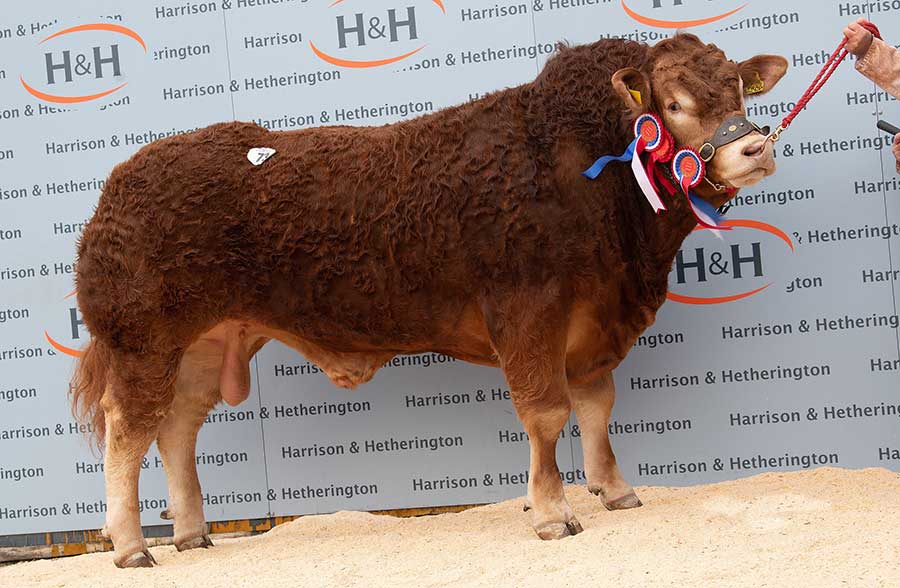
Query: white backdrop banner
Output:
[[1, 0, 899, 536]]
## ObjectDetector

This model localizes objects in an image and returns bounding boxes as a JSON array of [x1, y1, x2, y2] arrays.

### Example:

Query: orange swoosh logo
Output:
[[667, 283, 771, 305], [20, 77, 128, 103], [329, 0, 445, 13], [691, 218, 794, 251], [622, 0, 748, 28], [309, 41, 426, 68], [45, 331, 83, 357], [40, 23, 147, 52]]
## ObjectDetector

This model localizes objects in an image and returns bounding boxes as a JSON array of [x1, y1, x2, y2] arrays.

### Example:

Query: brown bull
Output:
[[71, 33, 787, 567]]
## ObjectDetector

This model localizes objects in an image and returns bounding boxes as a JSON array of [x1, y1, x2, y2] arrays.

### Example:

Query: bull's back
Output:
[[252, 124, 485, 346], [76, 119, 486, 350]]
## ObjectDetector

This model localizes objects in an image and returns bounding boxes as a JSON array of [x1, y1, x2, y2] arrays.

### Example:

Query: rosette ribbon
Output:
[[582, 114, 673, 214], [671, 148, 730, 239]]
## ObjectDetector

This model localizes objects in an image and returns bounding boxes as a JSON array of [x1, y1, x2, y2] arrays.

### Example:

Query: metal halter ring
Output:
[[698, 142, 717, 163]]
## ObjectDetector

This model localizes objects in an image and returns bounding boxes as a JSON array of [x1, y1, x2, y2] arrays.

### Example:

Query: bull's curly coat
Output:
[[71, 34, 787, 567]]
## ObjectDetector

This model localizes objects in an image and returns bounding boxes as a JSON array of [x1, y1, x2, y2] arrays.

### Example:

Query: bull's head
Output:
[[612, 33, 787, 203]]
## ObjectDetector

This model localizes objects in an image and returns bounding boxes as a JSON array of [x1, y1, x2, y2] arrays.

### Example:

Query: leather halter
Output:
[[698, 115, 770, 163]]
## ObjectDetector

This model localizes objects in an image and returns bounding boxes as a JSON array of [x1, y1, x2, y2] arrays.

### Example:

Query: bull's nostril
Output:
[[743, 143, 764, 157]]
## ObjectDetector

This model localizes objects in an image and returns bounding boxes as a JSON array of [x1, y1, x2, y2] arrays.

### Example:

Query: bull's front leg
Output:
[[486, 288, 582, 540], [569, 373, 641, 510], [517, 395, 582, 539]]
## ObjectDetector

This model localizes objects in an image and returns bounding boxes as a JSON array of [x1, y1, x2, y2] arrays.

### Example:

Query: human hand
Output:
[[893, 134, 900, 171], [844, 18, 874, 58]]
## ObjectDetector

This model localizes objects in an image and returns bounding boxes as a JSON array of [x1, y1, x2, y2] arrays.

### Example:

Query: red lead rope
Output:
[[771, 20, 882, 141]]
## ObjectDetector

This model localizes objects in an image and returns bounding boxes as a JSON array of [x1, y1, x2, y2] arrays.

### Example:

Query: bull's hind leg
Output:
[[486, 288, 582, 540], [569, 373, 641, 510], [101, 352, 177, 568], [156, 330, 267, 552], [157, 412, 214, 551], [156, 345, 219, 551]]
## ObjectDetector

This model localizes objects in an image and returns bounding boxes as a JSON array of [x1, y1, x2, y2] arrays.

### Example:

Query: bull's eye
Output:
[[668, 102, 682, 113]]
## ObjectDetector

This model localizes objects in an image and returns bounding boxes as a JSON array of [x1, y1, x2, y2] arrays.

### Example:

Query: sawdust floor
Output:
[[2, 467, 898, 588]]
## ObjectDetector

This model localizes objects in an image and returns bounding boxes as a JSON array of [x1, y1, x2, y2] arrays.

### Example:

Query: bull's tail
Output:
[[70, 338, 111, 448]]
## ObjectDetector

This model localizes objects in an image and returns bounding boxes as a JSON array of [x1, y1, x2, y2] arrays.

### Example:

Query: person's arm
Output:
[[856, 38, 900, 100], [893, 134, 900, 175], [845, 19, 900, 99], [845, 20, 900, 172]]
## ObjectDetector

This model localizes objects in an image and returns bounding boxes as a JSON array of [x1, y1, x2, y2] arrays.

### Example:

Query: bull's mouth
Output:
[[725, 166, 774, 188], [713, 140, 776, 188]]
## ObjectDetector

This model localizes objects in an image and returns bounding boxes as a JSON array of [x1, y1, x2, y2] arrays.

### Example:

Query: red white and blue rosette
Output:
[[634, 113, 664, 151], [635, 114, 675, 195], [672, 148, 705, 192], [672, 147, 730, 235]]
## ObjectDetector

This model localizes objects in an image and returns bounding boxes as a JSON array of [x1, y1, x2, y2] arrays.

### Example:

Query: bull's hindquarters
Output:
[[99, 350, 180, 567], [98, 342, 225, 567]]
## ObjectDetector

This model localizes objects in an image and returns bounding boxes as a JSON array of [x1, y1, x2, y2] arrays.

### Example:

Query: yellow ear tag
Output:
[[629, 89, 643, 105], [745, 72, 765, 95]]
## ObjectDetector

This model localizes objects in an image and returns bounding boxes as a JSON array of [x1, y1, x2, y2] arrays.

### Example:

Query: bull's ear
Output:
[[739, 55, 788, 96], [612, 68, 651, 115]]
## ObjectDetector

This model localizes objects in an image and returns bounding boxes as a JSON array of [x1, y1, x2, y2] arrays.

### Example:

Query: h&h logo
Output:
[[310, 0, 446, 68], [667, 219, 794, 305], [44, 290, 84, 358], [20, 21, 147, 105]]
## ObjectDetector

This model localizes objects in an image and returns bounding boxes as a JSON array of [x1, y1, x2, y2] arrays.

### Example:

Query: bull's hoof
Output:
[[160, 509, 174, 520], [588, 484, 643, 510], [535, 519, 583, 540], [115, 548, 157, 568], [566, 519, 584, 535], [175, 534, 214, 552], [603, 491, 643, 511]]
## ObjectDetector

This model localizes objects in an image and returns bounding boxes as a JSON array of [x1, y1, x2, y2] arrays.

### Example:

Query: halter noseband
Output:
[[698, 115, 770, 163], [694, 114, 769, 194]]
